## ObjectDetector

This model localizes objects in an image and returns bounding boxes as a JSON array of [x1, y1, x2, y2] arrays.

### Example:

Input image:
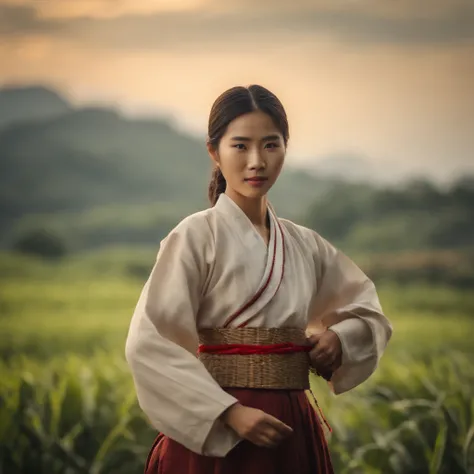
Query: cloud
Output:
[[0, 0, 203, 20], [0, 4, 63, 35], [1, 1, 474, 49]]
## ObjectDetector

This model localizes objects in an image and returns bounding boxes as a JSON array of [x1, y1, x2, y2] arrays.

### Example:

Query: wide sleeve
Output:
[[125, 216, 242, 457], [307, 231, 393, 395]]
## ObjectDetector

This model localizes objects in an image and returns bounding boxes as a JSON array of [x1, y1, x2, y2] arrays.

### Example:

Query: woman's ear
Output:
[[207, 142, 220, 167]]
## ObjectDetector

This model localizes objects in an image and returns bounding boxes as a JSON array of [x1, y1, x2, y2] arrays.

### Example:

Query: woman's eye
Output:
[[265, 142, 279, 149], [233, 144, 246, 150]]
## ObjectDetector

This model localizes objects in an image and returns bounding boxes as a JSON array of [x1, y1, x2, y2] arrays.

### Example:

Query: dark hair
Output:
[[207, 85, 290, 206]]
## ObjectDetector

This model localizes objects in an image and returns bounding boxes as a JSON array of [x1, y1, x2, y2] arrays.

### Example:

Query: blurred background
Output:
[[1, 1, 473, 473]]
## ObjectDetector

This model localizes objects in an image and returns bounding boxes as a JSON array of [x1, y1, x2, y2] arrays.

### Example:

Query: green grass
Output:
[[1, 251, 473, 473]]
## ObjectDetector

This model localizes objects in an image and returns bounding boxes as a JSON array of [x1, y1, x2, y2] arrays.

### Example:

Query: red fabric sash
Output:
[[198, 342, 312, 355]]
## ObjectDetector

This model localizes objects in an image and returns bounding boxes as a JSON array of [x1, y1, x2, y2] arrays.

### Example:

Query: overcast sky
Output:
[[1, 0, 473, 182]]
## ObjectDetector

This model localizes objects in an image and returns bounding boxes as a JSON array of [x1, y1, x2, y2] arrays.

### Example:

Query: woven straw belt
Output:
[[198, 327, 311, 390]]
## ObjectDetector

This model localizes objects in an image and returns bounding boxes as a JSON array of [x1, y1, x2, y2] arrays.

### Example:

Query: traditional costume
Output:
[[125, 194, 392, 473]]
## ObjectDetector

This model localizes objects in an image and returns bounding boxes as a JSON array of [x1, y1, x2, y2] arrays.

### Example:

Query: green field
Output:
[[1, 251, 474, 474]]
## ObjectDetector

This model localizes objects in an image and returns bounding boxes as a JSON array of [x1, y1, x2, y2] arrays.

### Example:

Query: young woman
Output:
[[126, 85, 393, 474]]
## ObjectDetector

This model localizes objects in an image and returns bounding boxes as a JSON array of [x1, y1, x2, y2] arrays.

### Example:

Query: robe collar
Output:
[[215, 193, 286, 328]]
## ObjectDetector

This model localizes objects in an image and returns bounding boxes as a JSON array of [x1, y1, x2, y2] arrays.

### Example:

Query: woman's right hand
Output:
[[221, 403, 293, 448]]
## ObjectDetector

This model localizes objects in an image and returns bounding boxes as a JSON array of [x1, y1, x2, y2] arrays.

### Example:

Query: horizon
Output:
[[2, 81, 473, 187]]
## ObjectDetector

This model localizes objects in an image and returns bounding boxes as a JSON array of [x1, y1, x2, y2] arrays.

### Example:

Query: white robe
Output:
[[125, 193, 393, 457]]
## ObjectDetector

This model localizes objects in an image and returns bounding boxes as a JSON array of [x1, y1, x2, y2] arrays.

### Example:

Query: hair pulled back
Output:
[[207, 85, 289, 206]]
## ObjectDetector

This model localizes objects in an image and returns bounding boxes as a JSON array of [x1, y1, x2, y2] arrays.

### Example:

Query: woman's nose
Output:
[[247, 150, 266, 170]]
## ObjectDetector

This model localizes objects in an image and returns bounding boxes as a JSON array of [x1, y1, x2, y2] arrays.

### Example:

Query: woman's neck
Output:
[[224, 189, 268, 227]]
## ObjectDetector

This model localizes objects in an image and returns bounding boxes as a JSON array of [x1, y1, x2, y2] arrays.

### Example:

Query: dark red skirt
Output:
[[144, 389, 334, 474]]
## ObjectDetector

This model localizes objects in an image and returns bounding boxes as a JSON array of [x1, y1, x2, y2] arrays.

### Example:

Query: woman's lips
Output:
[[245, 177, 268, 187]]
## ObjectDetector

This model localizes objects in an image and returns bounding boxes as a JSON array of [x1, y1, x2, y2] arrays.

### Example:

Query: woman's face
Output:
[[208, 110, 286, 201]]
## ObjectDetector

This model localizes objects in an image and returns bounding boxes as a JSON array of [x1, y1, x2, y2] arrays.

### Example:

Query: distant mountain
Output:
[[0, 85, 71, 129], [0, 102, 214, 218]]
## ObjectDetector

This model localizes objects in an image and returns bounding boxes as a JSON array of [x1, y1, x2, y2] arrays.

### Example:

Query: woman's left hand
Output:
[[308, 330, 343, 378]]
